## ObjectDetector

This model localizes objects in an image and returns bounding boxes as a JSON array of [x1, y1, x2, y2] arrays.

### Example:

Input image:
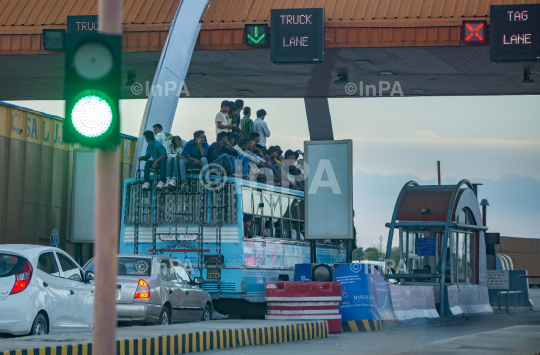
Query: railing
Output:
[[498, 291, 524, 313]]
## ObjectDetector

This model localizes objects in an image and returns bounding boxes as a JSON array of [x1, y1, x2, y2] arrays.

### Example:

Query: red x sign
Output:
[[463, 21, 487, 44]]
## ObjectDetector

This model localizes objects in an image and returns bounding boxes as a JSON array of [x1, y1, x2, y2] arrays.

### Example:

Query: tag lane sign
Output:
[[490, 4, 540, 61]]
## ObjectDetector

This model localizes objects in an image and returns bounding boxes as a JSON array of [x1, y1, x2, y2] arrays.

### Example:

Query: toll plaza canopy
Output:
[[0, 0, 539, 100]]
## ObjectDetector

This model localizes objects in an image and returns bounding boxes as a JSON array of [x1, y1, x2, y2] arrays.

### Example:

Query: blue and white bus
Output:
[[120, 176, 346, 317]]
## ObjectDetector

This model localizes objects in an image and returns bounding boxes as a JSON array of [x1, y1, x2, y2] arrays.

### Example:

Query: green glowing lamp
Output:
[[64, 33, 121, 148]]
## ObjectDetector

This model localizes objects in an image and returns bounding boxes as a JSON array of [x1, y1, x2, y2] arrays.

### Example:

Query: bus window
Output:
[[262, 218, 275, 238], [252, 216, 263, 237], [253, 191, 263, 215], [298, 200, 305, 221], [282, 220, 291, 239], [262, 192, 272, 217], [280, 196, 290, 219], [291, 198, 299, 219], [291, 221, 304, 240], [272, 195, 281, 219], [273, 218, 282, 238], [242, 188, 253, 214]]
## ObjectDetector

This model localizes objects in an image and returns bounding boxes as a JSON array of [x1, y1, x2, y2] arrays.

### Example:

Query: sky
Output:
[[7, 95, 540, 248]]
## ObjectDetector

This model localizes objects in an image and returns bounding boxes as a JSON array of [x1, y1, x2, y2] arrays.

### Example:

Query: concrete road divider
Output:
[[0, 320, 329, 355], [342, 319, 384, 332], [265, 282, 342, 333]]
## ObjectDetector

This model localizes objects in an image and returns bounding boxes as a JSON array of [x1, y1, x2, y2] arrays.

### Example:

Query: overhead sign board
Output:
[[245, 24, 269, 46], [490, 4, 540, 61], [271, 8, 324, 63], [67, 15, 99, 44], [304, 140, 353, 240]]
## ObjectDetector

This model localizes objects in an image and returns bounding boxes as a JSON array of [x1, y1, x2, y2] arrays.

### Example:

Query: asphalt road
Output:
[[208, 289, 540, 355]]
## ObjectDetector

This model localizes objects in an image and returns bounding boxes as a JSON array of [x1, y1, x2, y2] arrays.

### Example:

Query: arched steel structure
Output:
[[385, 179, 488, 317]]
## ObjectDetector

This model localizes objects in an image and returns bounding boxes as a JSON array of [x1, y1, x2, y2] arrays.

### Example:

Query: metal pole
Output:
[[437, 161, 441, 185], [482, 205, 487, 226], [93, 1, 122, 355]]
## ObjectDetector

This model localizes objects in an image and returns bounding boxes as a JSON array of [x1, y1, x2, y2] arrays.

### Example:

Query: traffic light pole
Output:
[[93, 1, 122, 355]]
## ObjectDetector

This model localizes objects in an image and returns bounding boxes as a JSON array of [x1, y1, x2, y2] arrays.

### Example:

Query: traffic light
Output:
[[64, 33, 121, 148]]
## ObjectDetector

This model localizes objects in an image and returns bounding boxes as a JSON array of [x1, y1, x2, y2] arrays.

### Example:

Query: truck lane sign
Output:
[[490, 4, 540, 61], [271, 8, 324, 63]]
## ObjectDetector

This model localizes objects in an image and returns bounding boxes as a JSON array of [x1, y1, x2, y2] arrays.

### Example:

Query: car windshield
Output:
[[0, 254, 22, 277], [117, 257, 152, 276]]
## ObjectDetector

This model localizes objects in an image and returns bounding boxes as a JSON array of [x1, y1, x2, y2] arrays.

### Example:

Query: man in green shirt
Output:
[[240, 107, 254, 138]]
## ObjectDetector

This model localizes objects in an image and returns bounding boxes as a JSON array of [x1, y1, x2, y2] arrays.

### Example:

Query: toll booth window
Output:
[[453, 231, 475, 284]]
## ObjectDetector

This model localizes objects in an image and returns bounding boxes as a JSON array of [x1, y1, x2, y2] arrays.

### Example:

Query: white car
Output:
[[0, 245, 94, 336]]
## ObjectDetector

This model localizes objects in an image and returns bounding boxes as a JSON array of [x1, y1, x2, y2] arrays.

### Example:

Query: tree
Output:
[[352, 247, 365, 261], [365, 247, 380, 261]]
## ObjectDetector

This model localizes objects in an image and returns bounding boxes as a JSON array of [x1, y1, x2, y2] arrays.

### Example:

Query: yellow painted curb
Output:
[[341, 319, 384, 332], [2, 321, 328, 355]]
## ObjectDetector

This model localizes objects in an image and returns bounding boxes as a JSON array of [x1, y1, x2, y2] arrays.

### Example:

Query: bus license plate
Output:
[[207, 268, 220, 279]]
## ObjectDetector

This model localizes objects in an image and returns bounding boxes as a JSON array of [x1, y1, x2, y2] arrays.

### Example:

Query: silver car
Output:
[[83, 255, 212, 325]]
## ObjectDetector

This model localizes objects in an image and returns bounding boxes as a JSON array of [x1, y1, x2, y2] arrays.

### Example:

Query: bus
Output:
[[120, 175, 346, 317]]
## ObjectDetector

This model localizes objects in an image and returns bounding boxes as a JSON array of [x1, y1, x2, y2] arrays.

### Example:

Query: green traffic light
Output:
[[71, 90, 114, 138]]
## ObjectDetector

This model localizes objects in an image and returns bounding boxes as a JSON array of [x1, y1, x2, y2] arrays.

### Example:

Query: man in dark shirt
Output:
[[138, 130, 167, 189], [181, 130, 209, 185], [231, 99, 244, 145], [207, 131, 238, 175]]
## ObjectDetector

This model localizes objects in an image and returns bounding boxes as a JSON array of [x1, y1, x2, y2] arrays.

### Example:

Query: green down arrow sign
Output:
[[245, 24, 269, 46]]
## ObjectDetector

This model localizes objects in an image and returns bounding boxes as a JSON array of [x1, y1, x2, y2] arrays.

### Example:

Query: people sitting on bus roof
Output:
[[207, 131, 239, 176], [241, 107, 253, 139], [182, 130, 209, 175], [226, 132, 251, 177], [215, 100, 236, 135], [152, 123, 168, 145], [253, 109, 270, 150], [164, 135, 187, 191], [283, 149, 305, 187], [138, 130, 167, 189], [267, 146, 304, 190], [231, 99, 244, 145], [234, 138, 266, 180]]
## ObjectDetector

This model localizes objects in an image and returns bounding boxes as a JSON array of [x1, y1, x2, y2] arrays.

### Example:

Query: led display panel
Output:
[[490, 4, 540, 61], [271, 8, 324, 63]]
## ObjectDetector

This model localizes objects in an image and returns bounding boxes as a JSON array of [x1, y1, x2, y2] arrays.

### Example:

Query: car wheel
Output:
[[157, 306, 170, 325], [201, 304, 212, 321], [31, 314, 48, 336]]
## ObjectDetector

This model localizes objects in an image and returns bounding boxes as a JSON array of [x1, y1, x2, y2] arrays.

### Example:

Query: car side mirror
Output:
[[193, 277, 204, 285], [85, 271, 95, 283]]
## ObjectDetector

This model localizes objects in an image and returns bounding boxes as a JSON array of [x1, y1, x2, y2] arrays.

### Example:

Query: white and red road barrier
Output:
[[265, 281, 342, 334]]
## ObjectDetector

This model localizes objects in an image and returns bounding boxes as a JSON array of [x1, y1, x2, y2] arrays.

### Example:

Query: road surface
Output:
[[207, 289, 540, 355]]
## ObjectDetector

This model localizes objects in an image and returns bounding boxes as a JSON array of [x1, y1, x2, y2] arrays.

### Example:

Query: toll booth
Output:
[[385, 180, 491, 317]]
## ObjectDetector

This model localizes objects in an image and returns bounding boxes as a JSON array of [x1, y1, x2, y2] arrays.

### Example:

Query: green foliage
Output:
[[352, 247, 365, 261]]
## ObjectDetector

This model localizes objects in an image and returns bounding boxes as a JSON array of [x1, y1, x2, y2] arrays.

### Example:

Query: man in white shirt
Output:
[[253, 109, 270, 149], [153, 124, 167, 145], [215, 100, 236, 135]]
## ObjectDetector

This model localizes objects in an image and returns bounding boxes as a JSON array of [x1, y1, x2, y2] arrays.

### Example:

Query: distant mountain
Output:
[[352, 172, 540, 248]]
